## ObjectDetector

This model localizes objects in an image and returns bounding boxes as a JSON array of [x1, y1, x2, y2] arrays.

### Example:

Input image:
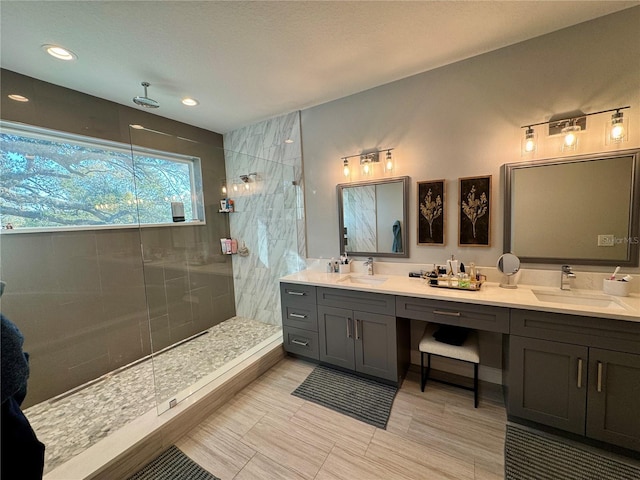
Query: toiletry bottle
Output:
[[231, 239, 238, 254], [225, 238, 232, 254]]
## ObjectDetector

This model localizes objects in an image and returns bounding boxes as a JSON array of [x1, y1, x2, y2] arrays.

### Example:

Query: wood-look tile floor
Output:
[[177, 357, 507, 480]]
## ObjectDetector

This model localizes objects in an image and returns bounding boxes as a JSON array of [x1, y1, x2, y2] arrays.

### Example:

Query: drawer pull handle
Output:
[[287, 291, 306, 296], [346, 317, 352, 338], [291, 339, 309, 347], [433, 310, 461, 317], [355, 319, 360, 340], [290, 313, 307, 319], [577, 358, 583, 388], [597, 361, 603, 393]]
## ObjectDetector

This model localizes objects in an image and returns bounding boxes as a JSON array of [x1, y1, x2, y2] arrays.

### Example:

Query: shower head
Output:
[[132, 82, 159, 109]]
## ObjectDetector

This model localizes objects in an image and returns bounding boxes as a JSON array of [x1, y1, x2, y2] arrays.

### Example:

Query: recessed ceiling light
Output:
[[284, 139, 294, 144], [42, 44, 77, 61], [181, 97, 199, 106], [8, 94, 29, 102], [130, 124, 145, 130]]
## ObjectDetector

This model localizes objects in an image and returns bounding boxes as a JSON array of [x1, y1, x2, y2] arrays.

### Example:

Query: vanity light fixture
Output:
[[339, 148, 394, 178], [8, 94, 29, 102], [521, 106, 630, 154], [42, 44, 77, 61]]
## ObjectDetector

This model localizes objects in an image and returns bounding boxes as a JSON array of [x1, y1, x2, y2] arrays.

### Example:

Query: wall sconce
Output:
[[340, 148, 394, 178], [521, 106, 629, 154], [221, 180, 228, 195]]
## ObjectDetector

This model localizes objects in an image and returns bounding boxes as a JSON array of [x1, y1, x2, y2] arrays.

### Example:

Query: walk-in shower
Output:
[[0, 122, 303, 474]]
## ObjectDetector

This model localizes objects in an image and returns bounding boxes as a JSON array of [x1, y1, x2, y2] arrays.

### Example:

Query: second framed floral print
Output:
[[417, 180, 445, 245], [459, 175, 491, 246]]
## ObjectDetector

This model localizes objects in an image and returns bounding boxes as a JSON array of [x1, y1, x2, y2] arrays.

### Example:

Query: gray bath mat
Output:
[[505, 423, 640, 480], [292, 365, 398, 429], [127, 445, 220, 480]]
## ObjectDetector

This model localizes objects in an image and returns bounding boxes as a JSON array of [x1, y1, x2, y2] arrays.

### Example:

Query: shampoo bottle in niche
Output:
[[231, 239, 238, 254]]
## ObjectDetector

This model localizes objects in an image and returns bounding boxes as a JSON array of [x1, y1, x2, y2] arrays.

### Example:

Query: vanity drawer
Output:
[[283, 326, 320, 360], [281, 283, 317, 306], [282, 303, 318, 331], [317, 287, 395, 316], [511, 309, 640, 354], [396, 296, 509, 333]]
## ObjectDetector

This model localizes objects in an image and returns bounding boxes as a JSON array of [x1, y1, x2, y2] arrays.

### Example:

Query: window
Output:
[[0, 122, 204, 230]]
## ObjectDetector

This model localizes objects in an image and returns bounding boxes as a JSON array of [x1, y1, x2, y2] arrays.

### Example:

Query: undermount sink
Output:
[[532, 290, 628, 310], [337, 274, 388, 286]]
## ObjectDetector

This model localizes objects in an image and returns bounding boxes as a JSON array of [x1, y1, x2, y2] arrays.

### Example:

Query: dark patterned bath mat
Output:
[[292, 365, 398, 429], [127, 445, 220, 480], [505, 423, 640, 480]]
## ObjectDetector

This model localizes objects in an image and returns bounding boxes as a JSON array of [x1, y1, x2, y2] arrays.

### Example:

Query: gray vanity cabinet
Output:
[[586, 348, 640, 451], [508, 309, 640, 452], [317, 287, 403, 383], [317, 305, 397, 381], [281, 283, 320, 360], [508, 335, 588, 435]]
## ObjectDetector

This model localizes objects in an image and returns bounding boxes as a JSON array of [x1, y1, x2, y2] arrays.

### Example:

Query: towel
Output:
[[392, 220, 402, 253], [433, 325, 470, 346]]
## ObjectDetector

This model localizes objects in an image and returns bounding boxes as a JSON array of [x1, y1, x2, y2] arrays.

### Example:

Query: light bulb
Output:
[[343, 159, 350, 177], [564, 133, 576, 147], [611, 123, 625, 140], [524, 139, 535, 152], [221, 185, 227, 194], [363, 163, 371, 175]]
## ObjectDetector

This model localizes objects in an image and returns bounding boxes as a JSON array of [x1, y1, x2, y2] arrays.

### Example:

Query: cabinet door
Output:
[[508, 336, 588, 435], [587, 349, 640, 452], [354, 311, 397, 382], [318, 305, 355, 370]]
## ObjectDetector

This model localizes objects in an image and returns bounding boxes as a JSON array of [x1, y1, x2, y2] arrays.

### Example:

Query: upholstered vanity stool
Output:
[[419, 323, 480, 408]]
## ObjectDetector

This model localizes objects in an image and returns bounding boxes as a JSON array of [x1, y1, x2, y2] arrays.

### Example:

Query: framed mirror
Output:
[[337, 176, 410, 258], [504, 149, 639, 266]]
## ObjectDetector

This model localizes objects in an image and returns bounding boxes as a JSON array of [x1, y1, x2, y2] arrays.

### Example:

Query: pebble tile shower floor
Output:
[[24, 316, 282, 474]]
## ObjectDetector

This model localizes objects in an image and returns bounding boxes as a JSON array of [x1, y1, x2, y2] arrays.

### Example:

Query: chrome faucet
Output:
[[364, 257, 374, 275], [561, 265, 576, 290]]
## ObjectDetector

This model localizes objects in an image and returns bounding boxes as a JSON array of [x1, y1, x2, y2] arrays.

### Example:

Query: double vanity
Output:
[[280, 269, 640, 453]]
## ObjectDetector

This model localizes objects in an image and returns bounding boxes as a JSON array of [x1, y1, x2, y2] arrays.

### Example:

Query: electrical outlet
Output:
[[597, 234, 615, 247]]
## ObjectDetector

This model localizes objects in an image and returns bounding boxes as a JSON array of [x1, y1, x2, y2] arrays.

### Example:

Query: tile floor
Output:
[[24, 316, 282, 474], [177, 357, 508, 480]]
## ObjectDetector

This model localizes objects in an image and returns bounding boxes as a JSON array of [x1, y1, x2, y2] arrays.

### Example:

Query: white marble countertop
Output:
[[280, 269, 640, 323]]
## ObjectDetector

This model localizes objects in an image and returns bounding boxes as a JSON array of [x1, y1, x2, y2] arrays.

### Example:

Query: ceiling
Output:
[[1, 1, 638, 134]]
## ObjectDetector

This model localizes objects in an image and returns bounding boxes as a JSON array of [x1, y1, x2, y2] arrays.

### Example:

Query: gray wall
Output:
[[0, 70, 233, 406], [301, 8, 640, 270]]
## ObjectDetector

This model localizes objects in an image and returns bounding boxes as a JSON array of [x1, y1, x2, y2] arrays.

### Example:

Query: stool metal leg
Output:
[[473, 363, 479, 408], [420, 352, 425, 392]]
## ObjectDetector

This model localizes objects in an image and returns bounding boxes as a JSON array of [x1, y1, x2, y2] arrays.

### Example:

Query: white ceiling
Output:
[[1, 1, 637, 134]]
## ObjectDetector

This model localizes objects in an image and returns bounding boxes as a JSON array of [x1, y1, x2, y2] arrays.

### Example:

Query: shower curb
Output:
[[43, 338, 285, 480]]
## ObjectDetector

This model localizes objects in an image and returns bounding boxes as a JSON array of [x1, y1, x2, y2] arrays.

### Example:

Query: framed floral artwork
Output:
[[459, 175, 491, 246], [418, 180, 445, 245]]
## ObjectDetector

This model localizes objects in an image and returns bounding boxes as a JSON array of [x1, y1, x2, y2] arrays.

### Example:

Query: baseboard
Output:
[[410, 350, 502, 385], [44, 338, 285, 480]]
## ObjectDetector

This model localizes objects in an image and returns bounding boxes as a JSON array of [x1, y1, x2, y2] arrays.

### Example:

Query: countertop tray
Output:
[[428, 281, 484, 292]]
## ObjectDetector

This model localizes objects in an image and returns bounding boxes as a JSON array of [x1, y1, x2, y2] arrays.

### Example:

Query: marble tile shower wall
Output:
[[223, 111, 306, 325]]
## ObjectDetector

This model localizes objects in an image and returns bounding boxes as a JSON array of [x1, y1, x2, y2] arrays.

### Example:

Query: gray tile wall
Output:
[[0, 69, 234, 407]]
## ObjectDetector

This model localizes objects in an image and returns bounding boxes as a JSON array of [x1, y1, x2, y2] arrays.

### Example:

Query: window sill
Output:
[[0, 220, 206, 235]]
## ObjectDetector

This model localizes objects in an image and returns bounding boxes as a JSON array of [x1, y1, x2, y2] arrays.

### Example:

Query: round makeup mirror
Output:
[[497, 253, 521, 289]]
